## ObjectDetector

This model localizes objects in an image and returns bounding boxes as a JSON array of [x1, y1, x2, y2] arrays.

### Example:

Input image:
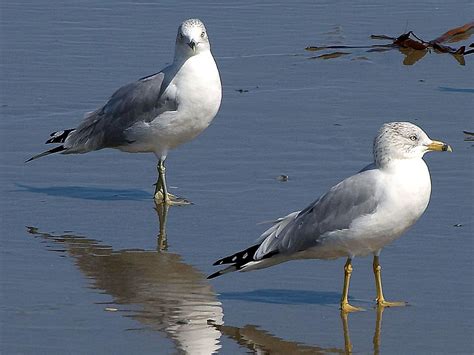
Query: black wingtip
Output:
[[212, 259, 225, 266], [207, 271, 223, 279], [212, 244, 260, 267], [207, 264, 238, 279], [208, 244, 265, 279], [45, 129, 75, 144], [25, 145, 66, 163]]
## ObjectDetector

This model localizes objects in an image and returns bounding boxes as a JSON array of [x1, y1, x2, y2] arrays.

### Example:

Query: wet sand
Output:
[[1, 0, 473, 353]]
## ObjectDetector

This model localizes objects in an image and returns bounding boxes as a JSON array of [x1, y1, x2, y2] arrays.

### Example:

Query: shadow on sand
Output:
[[16, 183, 151, 201]]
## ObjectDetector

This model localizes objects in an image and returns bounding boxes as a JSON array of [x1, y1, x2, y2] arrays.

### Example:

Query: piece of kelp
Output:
[[307, 22, 474, 64]]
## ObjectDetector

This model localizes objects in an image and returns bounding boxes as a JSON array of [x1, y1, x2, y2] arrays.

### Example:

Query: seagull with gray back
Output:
[[27, 18, 222, 205], [209, 122, 452, 313]]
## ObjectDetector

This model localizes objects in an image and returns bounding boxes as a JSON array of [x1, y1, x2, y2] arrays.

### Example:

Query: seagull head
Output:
[[374, 122, 452, 166], [175, 19, 210, 57]]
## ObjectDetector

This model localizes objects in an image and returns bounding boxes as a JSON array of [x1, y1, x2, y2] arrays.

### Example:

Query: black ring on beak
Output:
[[188, 41, 196, 51]]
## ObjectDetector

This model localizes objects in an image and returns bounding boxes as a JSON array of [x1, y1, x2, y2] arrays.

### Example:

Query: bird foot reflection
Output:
[[341, 305, 386, 354], [376, 299, 408, 308], [340, 302, 365, 313], [154, 191, 192, 206], [154, 202, 169, 251]]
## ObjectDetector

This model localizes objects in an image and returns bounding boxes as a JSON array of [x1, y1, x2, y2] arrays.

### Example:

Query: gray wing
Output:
[[254, 169, 382, 259], [65, 72, 172, 151]]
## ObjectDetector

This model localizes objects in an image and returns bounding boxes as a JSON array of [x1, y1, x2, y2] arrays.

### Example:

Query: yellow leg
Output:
[[373, 255, 407, 307], [340, 258, 364, 312], [153, 159, 165, 200], [154, 159, 191, 206]]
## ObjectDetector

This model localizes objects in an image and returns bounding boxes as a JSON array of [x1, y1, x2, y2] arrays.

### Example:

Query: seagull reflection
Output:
[[340, 307, 386, 355], [155, 202, 169, 250], [214, 307, 387, 354], [214, 322, 344, 354], [26, 208, 223, 354]]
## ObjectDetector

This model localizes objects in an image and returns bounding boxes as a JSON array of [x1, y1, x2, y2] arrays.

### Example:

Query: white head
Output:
[[174, 19, 210, 58], [374, 122, 452, 167]]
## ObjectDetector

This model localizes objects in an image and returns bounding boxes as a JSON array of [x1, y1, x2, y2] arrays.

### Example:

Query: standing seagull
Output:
[[27, 18, 222, 205], [209, 122, 452, 312]]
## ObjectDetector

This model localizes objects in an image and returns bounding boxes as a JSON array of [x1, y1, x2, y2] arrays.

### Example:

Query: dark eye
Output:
[[179, 33, 184, 40], [201, 31, 206, 38], [409, 135, 418, 141]]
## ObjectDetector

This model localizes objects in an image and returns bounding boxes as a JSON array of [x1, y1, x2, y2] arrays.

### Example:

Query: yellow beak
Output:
[[427, 140, 452, 152]]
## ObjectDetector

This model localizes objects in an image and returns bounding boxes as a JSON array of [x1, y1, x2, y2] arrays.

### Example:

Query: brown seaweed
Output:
[[307, 22, 474, 65]]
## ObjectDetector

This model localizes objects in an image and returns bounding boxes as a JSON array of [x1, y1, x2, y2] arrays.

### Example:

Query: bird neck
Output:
[[173, 48, 209, 64], [376, 156, 428, 176]]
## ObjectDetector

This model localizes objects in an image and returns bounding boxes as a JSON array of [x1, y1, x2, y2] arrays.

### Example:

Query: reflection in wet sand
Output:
[[340, 307, 386, 355], [27, 204, 388, 354], [215, 323, 344, 354], [215, 307, 388, 354], [398, 47, 428, 66], [155, 202, 169, 251], [27, 205, 223, 354]]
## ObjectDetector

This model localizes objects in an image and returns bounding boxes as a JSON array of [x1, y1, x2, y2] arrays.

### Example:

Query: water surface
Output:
[[1, 0, 473, 353]]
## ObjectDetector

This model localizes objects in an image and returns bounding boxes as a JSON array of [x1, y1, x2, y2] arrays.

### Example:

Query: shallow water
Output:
[[1, 0, 473, 354]]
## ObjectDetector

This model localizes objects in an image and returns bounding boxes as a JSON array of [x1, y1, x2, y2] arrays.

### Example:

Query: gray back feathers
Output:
[[64, 73, 168, 152], [254, 170, 380, 259]]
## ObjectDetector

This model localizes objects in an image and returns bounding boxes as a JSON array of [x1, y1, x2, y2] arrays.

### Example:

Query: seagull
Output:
[[26, 18, 222, 205], [208, 122, 452, 312]]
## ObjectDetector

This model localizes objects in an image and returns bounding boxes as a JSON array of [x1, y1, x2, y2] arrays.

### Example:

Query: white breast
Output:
[[152, 52, 222, 153], [175, 52, 222, 117], [122, 51, 222, 157], [349, 159, 432, 256]]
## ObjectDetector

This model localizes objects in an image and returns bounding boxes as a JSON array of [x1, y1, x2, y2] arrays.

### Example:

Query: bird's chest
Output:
[[374, 161, 432, 240], [171, 56, 222, 122], [332, 161, 432, 256], [386, 162, 431, 214]]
